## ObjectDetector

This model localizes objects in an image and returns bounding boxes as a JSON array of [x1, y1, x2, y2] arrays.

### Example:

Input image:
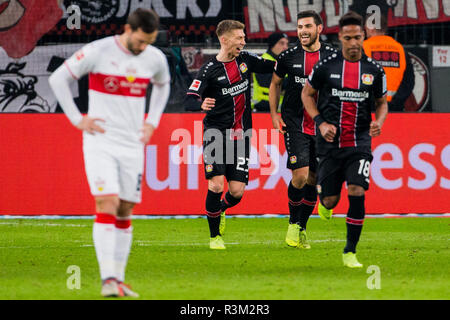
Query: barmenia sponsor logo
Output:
[[332, 88, 369, 102], [222, 79, 249, 96]]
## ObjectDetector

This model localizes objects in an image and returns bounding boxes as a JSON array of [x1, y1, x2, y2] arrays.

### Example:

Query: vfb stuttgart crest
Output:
[[126, 67, 137, 83], [205, 164, 213, 173], [290, 156, 297, 164]]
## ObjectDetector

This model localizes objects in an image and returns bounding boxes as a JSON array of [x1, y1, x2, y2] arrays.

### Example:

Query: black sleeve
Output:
[[308, 63, 326, 91], [274, 54, 288, 78], [254, 73, 273, 88], [184, 94, 202, 111], [390, 51, 415, 110], [281, 76, 289, 90], [186, 63, 211, 99], [373, 67, 387, 99], [243, 51, 276, 74]]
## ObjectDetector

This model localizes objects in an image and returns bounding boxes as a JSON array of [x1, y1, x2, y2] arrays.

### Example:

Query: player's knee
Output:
[[209, 184, 224, 193], [228, 188, 244, 199], [320, 196, 339, 209], [306, 172, 316, 186], [291, 169, 308, 188], [95, 197, 120, 215], [228, 183, 245, 199], [227, 179, 245, 198], [117, 200, 135, 218], [208, 179, 224, 193], [348, 185, 365, 196]]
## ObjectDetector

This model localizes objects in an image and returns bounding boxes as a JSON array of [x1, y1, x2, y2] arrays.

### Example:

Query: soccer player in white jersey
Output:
[[48, 9, 170, 297]]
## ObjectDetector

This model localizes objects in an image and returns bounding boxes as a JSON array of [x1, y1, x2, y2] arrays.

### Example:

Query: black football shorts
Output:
[[316, 148, 373, 198], [284, 130, 317, 172], [203, 129, 250, 184]]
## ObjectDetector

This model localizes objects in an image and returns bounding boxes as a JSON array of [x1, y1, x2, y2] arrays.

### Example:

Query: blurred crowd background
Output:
[[1, 0, 450, 114]]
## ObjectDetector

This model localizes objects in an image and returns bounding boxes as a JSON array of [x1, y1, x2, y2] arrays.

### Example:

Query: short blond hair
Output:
[[216, 20, 245, 37]]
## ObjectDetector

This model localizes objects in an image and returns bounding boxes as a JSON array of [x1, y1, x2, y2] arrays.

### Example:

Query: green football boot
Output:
[[210, 235, 226, 250], [297, 229, 311, 249], [285, 223, 300, 247], [219, 211, 226, 236], [318, 203, 333, 220], [342, 252, 363, 268]]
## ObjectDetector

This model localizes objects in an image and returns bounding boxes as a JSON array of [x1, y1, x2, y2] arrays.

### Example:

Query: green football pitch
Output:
[[0, 216, 448, 300]]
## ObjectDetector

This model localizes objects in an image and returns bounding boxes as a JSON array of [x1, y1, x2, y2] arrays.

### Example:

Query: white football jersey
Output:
[[64, 36, 170, 146]]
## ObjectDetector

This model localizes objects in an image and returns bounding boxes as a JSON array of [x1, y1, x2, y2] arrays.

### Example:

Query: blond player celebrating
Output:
[[49, 9, 170, 297], [186, 20, 275, 250]]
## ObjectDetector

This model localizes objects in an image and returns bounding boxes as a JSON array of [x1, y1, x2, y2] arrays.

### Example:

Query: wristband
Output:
[[313, 114, 325, 126]]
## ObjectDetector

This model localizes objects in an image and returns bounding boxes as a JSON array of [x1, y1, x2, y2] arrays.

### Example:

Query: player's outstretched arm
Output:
[[249, 53, 276, 74], [302, 82, 336, 142], [370, 95, 388, 137], [269, 73, 286, 133]]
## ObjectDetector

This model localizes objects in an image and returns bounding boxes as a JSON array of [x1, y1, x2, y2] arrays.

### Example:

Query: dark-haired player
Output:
[[49, 9, 170, 296], [302, 11, 388, 267], [269, 10, 337, 249]]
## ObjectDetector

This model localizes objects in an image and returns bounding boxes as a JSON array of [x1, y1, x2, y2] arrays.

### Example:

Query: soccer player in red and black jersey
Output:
[[186, 20, 275, 249], [302, 11, 388, 268], [269, 10, 337, 249]]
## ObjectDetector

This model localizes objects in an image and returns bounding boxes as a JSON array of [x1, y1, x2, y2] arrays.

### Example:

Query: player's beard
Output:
[[299, 30, 318, 49], [126, 37, 142, 56]]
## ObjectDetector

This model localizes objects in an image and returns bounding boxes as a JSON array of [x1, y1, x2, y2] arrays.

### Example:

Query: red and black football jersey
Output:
[[274, 43, 337, 135], [187, 51, 275, 131], [308, 51, 387, 153]]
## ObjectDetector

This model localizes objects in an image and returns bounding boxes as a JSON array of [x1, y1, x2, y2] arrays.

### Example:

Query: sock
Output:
[[220, 191, 242, 212], [288, 181, 304, 224], [344, 195, 366, 254], [206, 190, 222, 238], [298, 183, 317, 230], [114, 216, 132, 283], [93, 213, 116, 281]]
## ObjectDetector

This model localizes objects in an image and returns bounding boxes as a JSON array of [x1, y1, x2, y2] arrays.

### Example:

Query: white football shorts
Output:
[[83, 136, 144, 203]]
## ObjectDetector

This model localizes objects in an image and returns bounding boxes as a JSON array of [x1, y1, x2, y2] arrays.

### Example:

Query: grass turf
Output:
[[0, 217, 448, 300]]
